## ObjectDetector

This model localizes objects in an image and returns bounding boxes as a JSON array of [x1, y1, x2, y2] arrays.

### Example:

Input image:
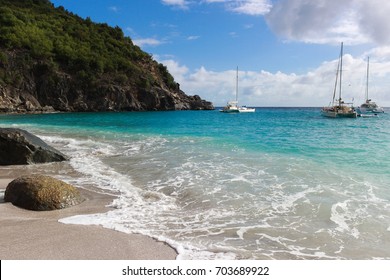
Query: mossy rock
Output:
[[4, 175, 84, 211]]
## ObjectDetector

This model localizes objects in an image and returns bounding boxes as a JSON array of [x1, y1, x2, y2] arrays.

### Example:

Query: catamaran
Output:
[[357, 57, 384, 116], [321, 42, 357, 118], [220, 67, 255, 113]]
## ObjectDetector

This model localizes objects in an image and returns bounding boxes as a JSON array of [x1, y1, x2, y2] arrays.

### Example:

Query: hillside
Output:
[[0, 0, 213, 112]]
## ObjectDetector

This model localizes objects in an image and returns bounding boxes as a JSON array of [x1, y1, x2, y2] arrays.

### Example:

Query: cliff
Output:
[[0, 0, 214, 113]]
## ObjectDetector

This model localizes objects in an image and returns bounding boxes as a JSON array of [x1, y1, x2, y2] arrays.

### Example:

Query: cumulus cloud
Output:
[[364, 47, 390, 62], [159, 55, 390, 107], [357, 0, 390, 45], [161, 0, 390, 45], [265, 0, 390, 46], [162, 0, 390, 45], [157, 59, 190, 81], [154, 0, 390, 106]]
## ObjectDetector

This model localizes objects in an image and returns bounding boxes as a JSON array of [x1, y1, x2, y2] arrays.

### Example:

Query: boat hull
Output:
[[220, 102, 255, 113], [220, 109, 240, 113], [238, 108, 255, 113], [321, 108, 357, 118], [357, 107, 384, 115], [220, 108, 255, 113]]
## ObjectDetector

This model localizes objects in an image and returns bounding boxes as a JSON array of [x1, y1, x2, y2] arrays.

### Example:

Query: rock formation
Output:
[[0, 127, 68, 165], [4, 175, 84, 211]]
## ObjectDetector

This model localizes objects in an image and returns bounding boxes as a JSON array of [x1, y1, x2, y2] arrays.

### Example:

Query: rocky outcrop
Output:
[[0, 51, 214, 113], [0, 128, 68, 165], [4, 175, 84, 211], [0, 0, 213, 113]]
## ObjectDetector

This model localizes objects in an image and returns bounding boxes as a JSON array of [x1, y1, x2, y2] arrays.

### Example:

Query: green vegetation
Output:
[[0, 0, 177, 89]]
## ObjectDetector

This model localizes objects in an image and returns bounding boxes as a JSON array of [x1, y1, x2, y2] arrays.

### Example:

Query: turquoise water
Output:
[[1, 108, 390, 259]]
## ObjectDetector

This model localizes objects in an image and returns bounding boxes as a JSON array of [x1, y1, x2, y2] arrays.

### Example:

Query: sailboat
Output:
[[220, 67, 255, 113], [321, 42, 357, 118], [357, 57, 384, 116]]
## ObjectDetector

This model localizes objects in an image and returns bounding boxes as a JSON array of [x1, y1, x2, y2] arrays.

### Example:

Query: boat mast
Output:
[[236, 66, 239, 103], [339, 42, 343, 106], [365, 56, 369, 102], [332, 50, 340, 106]]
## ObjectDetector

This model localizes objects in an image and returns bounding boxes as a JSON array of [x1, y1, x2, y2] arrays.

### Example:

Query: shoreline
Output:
[[0, 177, 178, 260]]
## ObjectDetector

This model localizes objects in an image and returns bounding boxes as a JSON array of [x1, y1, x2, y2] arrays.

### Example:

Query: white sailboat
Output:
[[220, 67, 255, 113], [321, 42, 357, 118], [357, 57, 384, 116]]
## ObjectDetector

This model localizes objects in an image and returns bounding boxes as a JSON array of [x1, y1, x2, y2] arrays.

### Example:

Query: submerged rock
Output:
[[0, 128, 68, 165], [4, 175, 84, 211]]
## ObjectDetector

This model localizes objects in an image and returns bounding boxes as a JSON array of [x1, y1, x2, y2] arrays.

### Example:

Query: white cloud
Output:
[[266, 0, 390, 46], [365, 47, 390, 62], [161, 0, 190, 9], [202, 0, 272, 15], [157, 59, 190, 81], [133, 38, 164, 47], [227, 0, 272, 15], [187, 35, 201, 40], [159, 53, 390, 107]]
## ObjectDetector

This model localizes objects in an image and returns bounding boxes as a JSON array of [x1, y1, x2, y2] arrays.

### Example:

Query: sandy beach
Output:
[[0, 177, 177, 260]]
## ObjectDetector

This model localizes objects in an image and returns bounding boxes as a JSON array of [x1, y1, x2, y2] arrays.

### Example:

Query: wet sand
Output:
[[0, 178, 177, 260]]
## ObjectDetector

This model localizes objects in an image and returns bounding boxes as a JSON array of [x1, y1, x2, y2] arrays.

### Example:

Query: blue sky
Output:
[[50, 0, 390, 107]]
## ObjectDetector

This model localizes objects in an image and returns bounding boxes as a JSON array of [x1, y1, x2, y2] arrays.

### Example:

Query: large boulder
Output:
[[4, 175, 84, 211], [0, 128, 68, 165]]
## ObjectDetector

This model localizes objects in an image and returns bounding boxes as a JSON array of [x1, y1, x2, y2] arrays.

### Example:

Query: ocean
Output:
[[1, 108, 390, 259]]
